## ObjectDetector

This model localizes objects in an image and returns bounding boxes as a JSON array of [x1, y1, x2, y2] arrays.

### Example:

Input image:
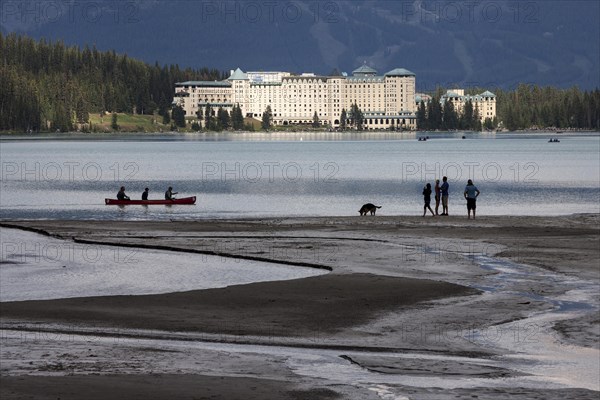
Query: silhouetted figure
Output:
[[434, 179, 441, 215], [422, 183, 435, 217], [464, 179, 481, 219], [165, 186, 178, 200], [440, 176, 449, 215], [117, 186, 130, 201]]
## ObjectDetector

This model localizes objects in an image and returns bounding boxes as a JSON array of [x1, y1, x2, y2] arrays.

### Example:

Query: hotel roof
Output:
[[228, 67, 248, 80], [282, 75, 328, 81], [385, 68, 416, 77], [352, 64, 378, 75], [346, 76, 385, 82], [442, 91, 496, 99], [176, 81, 232, 87]]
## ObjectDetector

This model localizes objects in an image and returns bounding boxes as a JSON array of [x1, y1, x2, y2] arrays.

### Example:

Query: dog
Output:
[[358, 203, 382, 216]]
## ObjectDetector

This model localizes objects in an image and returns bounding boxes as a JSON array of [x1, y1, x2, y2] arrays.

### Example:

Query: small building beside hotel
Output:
[[439, 89, 496, 123]]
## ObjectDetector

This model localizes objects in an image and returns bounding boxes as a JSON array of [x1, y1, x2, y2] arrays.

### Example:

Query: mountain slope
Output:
[[2, 0, 598, 89]]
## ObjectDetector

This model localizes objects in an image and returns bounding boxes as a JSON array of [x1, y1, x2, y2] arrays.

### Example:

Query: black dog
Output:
[[358, 203, 382, 216]]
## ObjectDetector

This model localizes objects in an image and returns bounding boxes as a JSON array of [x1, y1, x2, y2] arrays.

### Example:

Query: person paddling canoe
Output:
[[117, 186, 130, 201], [165, 186, 178, 200]]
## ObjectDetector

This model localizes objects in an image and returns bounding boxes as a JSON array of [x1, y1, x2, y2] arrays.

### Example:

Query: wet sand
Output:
[[1, 214, 599, 399], [0, 375, 343, 400], [1, 273, 473, 338]]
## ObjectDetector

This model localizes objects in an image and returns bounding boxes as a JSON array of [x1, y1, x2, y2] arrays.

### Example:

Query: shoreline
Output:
[[1, 130, 598, 140], [3, 213, 598, 275], [1, 214, 598, 399]]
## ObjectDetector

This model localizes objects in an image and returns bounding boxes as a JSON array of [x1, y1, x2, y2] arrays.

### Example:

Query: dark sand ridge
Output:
[[0, 375, 344, 400], [1, 214, 598, 400], [1, 273, 473, 339]]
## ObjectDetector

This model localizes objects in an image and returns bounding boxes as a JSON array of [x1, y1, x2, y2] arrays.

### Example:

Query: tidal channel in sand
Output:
[[0, 228, 328, 301]]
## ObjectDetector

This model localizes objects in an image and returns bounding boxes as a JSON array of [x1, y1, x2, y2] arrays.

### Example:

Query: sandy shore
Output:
[[1, 214, 599, 399]]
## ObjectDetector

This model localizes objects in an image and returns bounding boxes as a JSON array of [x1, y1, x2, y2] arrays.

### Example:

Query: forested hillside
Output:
[[417, 86, 600, 131], [0, 33, 224, 132], [1, 34, 598, 133], [495, 85, 600, 131], [4, 1, 597, 90]]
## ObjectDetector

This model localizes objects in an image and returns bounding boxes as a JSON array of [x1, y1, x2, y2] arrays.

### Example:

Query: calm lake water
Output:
[[1, 132, 599, 220]]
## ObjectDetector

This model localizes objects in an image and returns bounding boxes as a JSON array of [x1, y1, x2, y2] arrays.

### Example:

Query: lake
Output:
[[1, 131, 599, 220]]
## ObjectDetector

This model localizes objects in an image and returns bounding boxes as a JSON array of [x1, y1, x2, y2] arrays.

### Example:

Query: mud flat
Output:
[[1, 214, 598, 399]]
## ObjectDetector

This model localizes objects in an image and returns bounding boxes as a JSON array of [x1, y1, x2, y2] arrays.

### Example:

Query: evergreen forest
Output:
[[417, 85, 600, 132], [1, 34, 598, 133], [0, 33, 224, 132]]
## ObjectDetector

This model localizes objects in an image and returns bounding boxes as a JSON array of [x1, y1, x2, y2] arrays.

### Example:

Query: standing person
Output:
[[434, 179, 441, 215], [117, 186, 130, 201], [464, 179, 480, 219], [142, 188, 149, 200], [440, 176, 449, 215], [422, 183, 435, 217], [165, 186, 178, 200]]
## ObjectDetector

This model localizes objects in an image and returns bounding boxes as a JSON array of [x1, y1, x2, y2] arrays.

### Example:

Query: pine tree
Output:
[[473, 103, 482, 131], [172, 105, 186, 128], [461, 100, 474, 130], [204, 104, 214, 130], [111, 112, 119, 131], [312, 111, 320, 128], [75, 97, 89, 124], [231, 104, 244, 130], [504, 102, 519, 131], [442, 100, 458, 130], [261, 105, 272, 130], [349, 102, 364, 130], [428, 95, 443, 130], [483, 118, 494, 130], [416, 100, 427, 130], [217, 107, 231, 130], [339, 109, 347, 130]]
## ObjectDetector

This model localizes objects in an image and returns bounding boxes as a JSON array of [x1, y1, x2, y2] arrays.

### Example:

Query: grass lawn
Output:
[[88, 113, 168, 132]]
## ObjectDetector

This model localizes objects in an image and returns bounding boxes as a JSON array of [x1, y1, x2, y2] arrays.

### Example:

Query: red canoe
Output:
[[105, 196, 196, 205]]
